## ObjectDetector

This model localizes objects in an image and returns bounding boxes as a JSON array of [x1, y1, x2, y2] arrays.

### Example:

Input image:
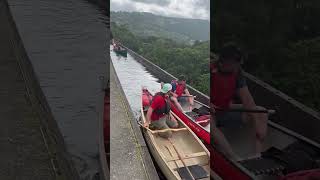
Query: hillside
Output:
[[111, 22, 210, 94], [111, 11, 210, 44]]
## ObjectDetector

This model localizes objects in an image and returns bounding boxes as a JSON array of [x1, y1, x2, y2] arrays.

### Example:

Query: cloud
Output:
[[111, 0, 210, 20], [131, 0, 171, 6]]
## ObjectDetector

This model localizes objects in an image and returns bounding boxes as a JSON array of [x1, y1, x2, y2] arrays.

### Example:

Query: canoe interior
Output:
[[141, 90, 210, 179], [215, 111, 320, 179], [178, 94, 320, 178], [221, 120, 296, 158], [142, 110, 210, 180], [178, 98, 210, 132]]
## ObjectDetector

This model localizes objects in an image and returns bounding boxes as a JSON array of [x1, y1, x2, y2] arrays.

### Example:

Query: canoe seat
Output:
[[166, 151, 207, 162], [177, 165, 209, 180]]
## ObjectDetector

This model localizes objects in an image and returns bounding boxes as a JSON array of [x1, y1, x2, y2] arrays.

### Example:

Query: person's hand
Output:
[[172, 92, 178, 98], [143, 122, 149, 128], [169, 114, 179, 128]]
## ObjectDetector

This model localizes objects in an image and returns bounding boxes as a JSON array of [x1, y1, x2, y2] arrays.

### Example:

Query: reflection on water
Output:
[[111, 45, 161, 118], [7, 1, 108, 179]]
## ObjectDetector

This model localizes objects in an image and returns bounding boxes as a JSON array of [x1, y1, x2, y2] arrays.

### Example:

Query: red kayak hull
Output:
[[170, 103, 210, 145], [103, 89, 110, 159]]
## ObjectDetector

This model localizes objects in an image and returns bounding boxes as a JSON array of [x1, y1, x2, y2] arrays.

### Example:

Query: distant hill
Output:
[[111, 11, 210, 44]]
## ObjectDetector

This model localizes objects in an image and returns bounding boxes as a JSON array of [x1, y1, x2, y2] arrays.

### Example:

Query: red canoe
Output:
[[169, 98, 211, 145]]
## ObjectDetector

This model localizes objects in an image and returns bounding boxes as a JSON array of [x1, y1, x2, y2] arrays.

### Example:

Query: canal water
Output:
[[111, 45, 161, 118], [7, 0, 108, 179], [111, 45, 169, 179]]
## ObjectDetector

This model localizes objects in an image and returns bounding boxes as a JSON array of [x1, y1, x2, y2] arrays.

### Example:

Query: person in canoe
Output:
[[211, 42, 268, 159], [170, 75, 194, 111], [144, 83, 179, 138]]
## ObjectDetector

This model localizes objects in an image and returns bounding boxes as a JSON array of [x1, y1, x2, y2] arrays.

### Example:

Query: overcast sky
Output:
[[111, 0, 210, 20]]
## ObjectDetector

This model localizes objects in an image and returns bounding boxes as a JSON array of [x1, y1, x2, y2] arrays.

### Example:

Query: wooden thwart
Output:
[[150, 128, 187, 134], [138, 121, 187, 134], [165, 145, 182, 169], [168, 138, 196, 180], [166, 151, 207, 162]]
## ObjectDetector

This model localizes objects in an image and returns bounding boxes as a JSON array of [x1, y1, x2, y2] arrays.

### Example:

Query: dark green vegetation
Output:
[[111, 22, 210, 94], [111, 11, 209, 44], [213, 0, 320, 111]]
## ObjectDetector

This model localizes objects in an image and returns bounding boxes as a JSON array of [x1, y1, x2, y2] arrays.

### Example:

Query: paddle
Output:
[[168, 138, 195, 180], [179, 95, 196, 98], [211, 106, 275, 114]]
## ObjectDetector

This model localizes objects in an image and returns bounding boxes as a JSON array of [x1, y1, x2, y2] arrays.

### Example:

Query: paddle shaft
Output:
[[212, 108, 275, 114], [165, 146, 180, 168], [168, 138, 195, 180], [179, 95, 195, 98]]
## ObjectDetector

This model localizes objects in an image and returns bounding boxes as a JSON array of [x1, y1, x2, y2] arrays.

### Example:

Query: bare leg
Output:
[[253, 106, 268, 154], [168, 113, 179, 128], [184, 89, 194, 106], [230, 104, 268, 155]]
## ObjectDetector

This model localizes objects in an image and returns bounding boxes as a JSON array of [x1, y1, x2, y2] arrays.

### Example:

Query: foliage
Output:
[[213, 0, 320, 111], [111, 23, 210, 94], [111, 11, 209, 44]]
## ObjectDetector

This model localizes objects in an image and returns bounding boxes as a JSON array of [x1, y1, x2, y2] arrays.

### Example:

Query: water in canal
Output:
[[7, 0, 108, 179], [111, 45, 169, 179], [111, 46, 161, 118]]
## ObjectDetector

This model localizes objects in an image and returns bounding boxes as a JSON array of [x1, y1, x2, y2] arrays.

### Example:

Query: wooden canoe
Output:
[[141, 89, 210, 180]]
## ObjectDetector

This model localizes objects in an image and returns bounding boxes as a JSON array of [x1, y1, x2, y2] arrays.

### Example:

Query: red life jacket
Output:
[[175, 82, 186, 97], [211, 64, 237, 109], [142, 89, 153, 107], [152, 92, 171, 115]]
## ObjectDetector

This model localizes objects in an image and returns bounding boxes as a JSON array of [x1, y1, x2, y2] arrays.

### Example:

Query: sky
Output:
[[110, 0, 210, 20]]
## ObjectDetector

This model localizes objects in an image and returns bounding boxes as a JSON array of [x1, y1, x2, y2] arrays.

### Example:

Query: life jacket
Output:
[[152, 92, 171, 115], [171, 80, 177, 92], [175, 82, 186, 97], [211, 64, 238, 109], [142, 89, 153, 107]]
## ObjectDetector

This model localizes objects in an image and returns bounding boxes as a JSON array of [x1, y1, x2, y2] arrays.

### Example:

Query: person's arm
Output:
[[170, 91, 178, 98], [236, 73, 256, 108], [145, 107, 153, 127], [145, 96, 159, 127], [184, 88, 191, 96], [239, 86, 256, 108]]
